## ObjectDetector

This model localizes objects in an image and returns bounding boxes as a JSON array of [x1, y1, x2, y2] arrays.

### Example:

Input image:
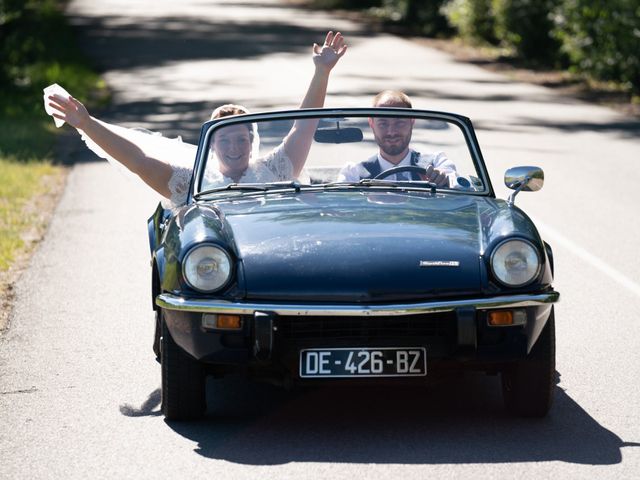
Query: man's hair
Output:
[[372, 90, 412, 108], [210, 103, 250, 120]]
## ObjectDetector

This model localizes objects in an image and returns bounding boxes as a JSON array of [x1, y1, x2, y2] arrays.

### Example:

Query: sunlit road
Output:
[[1, 0, 639, 478]]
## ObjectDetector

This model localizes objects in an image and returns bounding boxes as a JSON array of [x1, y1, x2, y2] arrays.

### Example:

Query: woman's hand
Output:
[[47, 94, 91, 130], [312, 31, 347, 74], [285, 31, 348, 177]]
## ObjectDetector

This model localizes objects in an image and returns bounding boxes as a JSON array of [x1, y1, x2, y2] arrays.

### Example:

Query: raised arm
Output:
[[47, 94, 174, 198], [283, 31, 347, 177]]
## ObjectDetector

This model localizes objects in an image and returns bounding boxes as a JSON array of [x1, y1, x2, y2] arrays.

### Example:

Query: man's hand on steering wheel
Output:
[[420, 165, 448, 187]]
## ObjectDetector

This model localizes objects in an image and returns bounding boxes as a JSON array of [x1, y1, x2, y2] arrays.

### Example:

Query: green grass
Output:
[[0, 159, 63, 270]]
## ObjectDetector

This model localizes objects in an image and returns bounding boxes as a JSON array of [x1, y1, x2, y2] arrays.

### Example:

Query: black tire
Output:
[[501, 308, 556, 417], [153, 310, 161, 361], [161, 310, 206, 420]]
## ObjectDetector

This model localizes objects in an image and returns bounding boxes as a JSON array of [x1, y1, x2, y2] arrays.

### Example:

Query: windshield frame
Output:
[[188, 107, 494, 204]]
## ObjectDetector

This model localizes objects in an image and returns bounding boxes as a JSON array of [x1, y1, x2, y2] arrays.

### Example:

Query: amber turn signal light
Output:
[[217, 314, 242, 329], [202, 314, 242, 330], [488, 309, 527, 327], [488, 310, 514, 326]]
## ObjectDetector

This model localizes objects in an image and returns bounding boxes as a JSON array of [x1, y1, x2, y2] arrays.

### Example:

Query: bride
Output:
[[45, 31, 347, 206]]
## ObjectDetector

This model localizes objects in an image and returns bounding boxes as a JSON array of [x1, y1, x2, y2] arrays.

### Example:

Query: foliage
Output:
[[553, 0, 640, 92], [442, 0, 560, 63], [310, 0, 451, 37], [442, 0, 640, 89], [493, 0, 560, 64], [0, 0, 106, 160], [441, 0, 497, 44], [371, 0, 452, 36], [399, 0, 452, 36]]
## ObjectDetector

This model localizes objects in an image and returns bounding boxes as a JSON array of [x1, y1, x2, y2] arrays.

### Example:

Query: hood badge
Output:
[[419, 260, 460, 268]]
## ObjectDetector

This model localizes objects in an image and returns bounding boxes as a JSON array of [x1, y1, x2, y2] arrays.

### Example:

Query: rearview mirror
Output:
[[504, 166, 544, 205], [314, 126, 363, 144]]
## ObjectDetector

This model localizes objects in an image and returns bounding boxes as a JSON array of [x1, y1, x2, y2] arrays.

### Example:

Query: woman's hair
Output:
[[210, 103, 254, 140], [210, 103, 250, 120], [372, 90, 412, 108]]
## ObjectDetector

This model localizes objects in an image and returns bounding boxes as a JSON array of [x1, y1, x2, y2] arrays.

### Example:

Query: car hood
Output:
[[212, 190, 508, 302]]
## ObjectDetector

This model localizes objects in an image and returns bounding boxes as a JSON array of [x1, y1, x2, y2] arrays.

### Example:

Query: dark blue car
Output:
[[149, 108, 559, 420]]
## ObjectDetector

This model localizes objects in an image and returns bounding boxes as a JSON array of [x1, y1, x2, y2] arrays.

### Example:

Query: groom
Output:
[[337, 90, 455, 185]]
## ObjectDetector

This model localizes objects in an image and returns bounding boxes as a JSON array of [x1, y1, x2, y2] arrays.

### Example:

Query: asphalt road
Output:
[[1, 0, 639, 478]]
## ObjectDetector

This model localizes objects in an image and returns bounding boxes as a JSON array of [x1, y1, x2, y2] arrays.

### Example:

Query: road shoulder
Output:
[[0, 164, 69, 335]]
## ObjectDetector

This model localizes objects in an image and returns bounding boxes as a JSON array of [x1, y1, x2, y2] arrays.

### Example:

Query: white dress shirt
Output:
[[337, 149, 456, 183]]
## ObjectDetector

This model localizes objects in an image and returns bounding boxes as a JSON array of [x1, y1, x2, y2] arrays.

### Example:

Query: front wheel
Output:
[[161, 310, 206, 420], [501, 308, 556, 417]]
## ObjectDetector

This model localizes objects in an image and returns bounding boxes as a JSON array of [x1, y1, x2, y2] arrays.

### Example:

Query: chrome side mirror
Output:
[[505, 166, 544, 205]]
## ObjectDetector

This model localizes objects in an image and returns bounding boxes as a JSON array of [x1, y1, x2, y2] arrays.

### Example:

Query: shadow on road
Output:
[[119, 388, 162, 417], [121, 372, 638, 466], [65, 12, 370, 147], [71, 16, 344, 71]]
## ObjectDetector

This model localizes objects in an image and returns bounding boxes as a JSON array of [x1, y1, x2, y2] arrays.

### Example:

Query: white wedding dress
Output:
[[79, 124, 293, 207]]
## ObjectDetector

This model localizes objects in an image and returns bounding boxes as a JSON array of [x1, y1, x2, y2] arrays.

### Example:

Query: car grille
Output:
[[277, 312, 456, 344]]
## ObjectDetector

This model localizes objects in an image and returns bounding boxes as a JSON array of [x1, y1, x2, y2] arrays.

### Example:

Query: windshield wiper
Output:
[[194, 181, 304, 200], [323, 179, 438, 193], [260, 180, 303, 192], [194, 183, 268, 199], [322, 179, 399, 188]]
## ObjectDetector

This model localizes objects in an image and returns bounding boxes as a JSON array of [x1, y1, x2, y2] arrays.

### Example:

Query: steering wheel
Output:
[[373, 165, 427, 180]]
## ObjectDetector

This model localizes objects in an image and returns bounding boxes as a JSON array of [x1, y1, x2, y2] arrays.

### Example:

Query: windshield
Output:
[[196, 110, 487, 197]]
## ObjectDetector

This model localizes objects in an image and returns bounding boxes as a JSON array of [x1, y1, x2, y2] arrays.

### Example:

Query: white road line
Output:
[[535, 219, 640, 298]]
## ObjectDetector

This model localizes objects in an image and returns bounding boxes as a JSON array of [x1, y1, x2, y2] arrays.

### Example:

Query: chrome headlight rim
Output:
[[181, 243, 233, 293], [490, 237, 541, 288]]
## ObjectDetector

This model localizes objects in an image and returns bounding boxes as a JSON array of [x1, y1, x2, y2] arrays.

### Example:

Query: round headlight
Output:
[[182, 245, 232, 292], [490, 239, 540, 287]]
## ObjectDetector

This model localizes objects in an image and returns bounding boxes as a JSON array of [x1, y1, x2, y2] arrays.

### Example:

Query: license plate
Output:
[[299, 347, 427, 378]]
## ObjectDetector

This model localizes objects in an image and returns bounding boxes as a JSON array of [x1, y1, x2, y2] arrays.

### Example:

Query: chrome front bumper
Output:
[[156, 291, 559, 316]]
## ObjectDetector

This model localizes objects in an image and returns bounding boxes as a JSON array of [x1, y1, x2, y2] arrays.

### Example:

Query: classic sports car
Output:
[[149, 108, 560, 420]]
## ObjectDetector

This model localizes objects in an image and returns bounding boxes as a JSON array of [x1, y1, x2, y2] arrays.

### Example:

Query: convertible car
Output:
[[149, 108, 560, 420]]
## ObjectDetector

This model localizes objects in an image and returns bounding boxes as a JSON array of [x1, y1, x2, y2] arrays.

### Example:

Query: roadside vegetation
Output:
[[307, 0, 640, 105], [0, 0, 106, 315]]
